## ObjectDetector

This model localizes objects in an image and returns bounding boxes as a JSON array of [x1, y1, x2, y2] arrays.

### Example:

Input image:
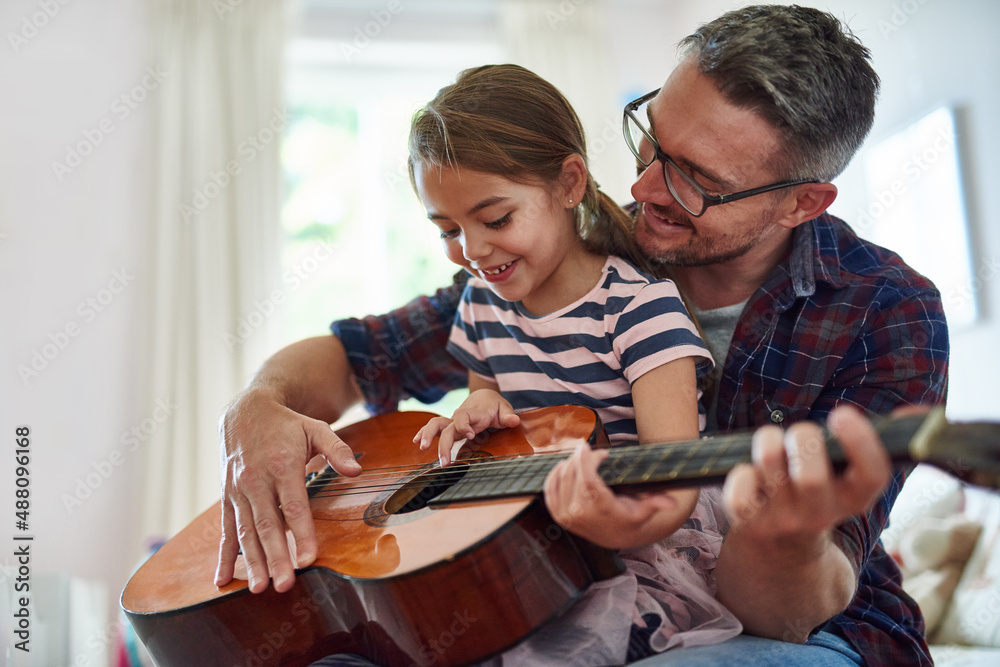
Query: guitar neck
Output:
[[432, 409, 974, 505]]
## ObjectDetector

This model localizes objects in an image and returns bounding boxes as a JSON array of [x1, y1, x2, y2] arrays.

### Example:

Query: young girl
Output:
[[403, 64, 743, 664]]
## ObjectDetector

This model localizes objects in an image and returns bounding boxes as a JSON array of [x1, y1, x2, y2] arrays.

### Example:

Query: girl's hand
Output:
[[543, 442, 699, 549], [413, 389, 520, 466]]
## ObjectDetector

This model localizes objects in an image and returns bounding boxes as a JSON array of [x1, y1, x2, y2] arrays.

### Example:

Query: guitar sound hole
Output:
[[385, 464, 470, 515]]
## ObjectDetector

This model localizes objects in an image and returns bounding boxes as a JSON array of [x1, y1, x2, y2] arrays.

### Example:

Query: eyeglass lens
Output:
[[625, 113, 704, 215]]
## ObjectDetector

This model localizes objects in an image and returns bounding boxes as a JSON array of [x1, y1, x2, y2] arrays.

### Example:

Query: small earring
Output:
[[569, 199, 574, 204]]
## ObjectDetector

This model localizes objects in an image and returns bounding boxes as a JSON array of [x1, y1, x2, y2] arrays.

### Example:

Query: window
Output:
[[282, 32, 503, 414], [861, 107, 976, 329]]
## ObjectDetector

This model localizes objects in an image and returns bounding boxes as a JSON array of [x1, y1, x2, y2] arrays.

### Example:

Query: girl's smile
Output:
[[474, 259, 518, 281], [413, 162, 604, 315]]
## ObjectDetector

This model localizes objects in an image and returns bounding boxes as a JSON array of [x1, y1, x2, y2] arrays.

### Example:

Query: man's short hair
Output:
[[680, 4, 880, 182]]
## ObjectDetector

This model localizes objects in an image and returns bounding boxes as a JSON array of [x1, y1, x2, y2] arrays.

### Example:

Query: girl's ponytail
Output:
[[578, 176, 652, 274]]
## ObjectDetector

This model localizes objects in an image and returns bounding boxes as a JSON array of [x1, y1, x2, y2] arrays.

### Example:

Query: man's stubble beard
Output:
[[635, 202, 779, 268]]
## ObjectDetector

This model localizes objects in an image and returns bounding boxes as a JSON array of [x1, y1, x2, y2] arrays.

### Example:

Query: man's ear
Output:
[[558, 154, 589, 208], [776, 182, 838, 229]]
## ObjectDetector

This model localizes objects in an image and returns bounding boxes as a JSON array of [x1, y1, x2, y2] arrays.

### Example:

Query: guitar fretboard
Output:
[[431, 412, 936, 505]]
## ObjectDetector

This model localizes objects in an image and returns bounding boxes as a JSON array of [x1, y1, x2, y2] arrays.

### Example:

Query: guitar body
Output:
[[121, 407, 621, 667]]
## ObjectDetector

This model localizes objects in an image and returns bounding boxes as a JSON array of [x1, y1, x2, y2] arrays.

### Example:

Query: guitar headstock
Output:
[[884, 407, 1000, 489]]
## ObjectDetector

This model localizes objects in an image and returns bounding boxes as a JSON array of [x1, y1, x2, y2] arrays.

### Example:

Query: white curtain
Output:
[[140, 0, 289, 537], [500, 0, 634, 203]]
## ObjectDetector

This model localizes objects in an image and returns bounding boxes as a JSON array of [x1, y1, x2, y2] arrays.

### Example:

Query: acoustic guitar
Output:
[[121, 405, 1000, 667]]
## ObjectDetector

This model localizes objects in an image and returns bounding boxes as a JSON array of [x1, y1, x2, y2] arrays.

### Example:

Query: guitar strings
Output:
[[305, 438, 749, 492], [305, 438, 751, 500]]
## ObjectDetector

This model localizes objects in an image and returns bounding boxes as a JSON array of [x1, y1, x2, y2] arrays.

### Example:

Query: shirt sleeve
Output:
[[330, 270, 470, 414], [613, 279, 714, 385], [811, 286, 950, 421], [818, 287, 949, 582]]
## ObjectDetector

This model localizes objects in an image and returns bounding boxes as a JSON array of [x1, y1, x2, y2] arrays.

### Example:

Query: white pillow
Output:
[[932, 489, 1000, 647], [883, 464, 965, 555]]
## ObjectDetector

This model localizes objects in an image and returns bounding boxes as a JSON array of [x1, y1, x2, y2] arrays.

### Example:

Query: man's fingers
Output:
[[751, 425, 788, 489], [723, 462, 763, 525], [784, 422, 832, 492], [231, 495, 274, 594], [828, 405, 892, 513], [309, 422, 361, 477], [263, 425, 360, 593], [275, 484, 316, 572], [215, 502, 240, 587]]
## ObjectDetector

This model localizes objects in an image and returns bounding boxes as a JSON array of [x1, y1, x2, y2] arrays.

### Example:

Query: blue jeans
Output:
[[629, 631, 862, 666], [310, 631, 862, 666]]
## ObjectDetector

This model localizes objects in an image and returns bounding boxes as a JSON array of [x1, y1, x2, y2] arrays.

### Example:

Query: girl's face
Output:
[[413, 163, 588, 315]]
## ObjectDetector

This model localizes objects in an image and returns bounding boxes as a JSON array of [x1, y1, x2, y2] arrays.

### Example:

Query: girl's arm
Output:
[[544, 357, 701, 549], [413, 372, 520, 466]]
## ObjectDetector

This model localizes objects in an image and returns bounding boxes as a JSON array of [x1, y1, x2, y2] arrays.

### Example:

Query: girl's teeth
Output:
[[484, 262, 511, 275]]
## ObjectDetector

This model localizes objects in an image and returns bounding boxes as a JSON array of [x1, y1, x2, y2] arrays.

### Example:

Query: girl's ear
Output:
[[558, 154, 589, 208]]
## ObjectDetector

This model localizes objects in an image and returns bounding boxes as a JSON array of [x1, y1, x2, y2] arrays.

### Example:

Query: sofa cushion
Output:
[[931, 483, 1000, 647]]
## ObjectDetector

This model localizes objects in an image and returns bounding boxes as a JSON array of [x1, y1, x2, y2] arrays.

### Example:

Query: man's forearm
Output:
[[242, 334, 362, 424], [714, 531, 856, 642]]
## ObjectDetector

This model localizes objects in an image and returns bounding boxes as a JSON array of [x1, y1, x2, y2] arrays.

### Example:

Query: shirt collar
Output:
[[789, 214, 849, 298]]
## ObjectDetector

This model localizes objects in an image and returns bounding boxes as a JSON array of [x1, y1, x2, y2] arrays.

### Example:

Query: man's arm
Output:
[[217, 273, 470, 594], [714, 405, 894, 642], [216, 335, 365, 594]]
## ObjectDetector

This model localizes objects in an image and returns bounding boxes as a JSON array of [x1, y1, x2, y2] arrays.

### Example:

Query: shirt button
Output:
[[770, 409, 785, 424]]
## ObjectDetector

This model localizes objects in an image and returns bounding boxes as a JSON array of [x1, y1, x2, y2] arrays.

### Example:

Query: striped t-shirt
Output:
[[446, 256, 713, 443]]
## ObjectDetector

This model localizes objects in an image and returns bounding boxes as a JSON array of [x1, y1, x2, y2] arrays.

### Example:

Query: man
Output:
[[216, 5, 948, 665]]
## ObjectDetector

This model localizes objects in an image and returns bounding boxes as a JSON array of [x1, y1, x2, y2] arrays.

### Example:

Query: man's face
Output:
[[630, 58, 789, 267]]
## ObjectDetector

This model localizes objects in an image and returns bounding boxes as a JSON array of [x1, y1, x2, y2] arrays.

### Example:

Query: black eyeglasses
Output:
[[623, 89, 818, 217]]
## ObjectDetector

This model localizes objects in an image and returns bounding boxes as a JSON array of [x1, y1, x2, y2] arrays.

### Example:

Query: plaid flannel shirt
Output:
[[332, 213, 950, 665]]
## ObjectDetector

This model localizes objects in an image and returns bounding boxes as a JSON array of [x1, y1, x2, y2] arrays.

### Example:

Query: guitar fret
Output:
[[697, 435, 734, 475], [652, 442, 701, 482], [506, 457, 545, 495], [606, 446, 649, 484], [477, 460, 510, 497]]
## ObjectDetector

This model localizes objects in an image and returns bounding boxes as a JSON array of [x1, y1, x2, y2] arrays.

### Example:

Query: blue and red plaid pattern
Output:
[[332, 213, 949, 665]]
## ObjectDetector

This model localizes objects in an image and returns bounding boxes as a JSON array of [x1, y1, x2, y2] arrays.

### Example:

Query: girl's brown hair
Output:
[[408, 64, 648, 271]]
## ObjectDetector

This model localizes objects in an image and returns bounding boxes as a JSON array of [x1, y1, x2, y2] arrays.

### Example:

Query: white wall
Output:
[[1, 0, 155, 660], [1, 0, 997, 664]]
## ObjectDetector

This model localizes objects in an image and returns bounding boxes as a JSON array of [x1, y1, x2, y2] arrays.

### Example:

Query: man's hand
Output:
[[215, 386, 362, 594], [715, 404, 894, 641]]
